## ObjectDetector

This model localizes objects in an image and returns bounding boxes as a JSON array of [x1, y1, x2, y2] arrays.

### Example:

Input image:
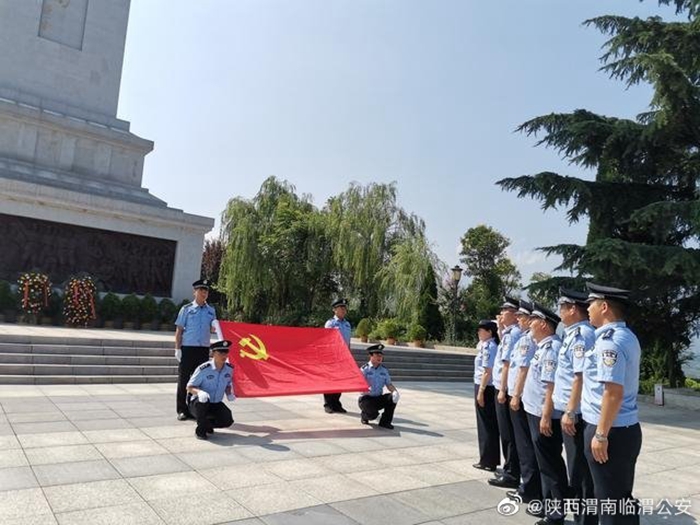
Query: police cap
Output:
[[558, 287, 589, 307], [530, 302, 561, 327], [331, 298, 348, 309], [517, 300, 533, 316], [500, 296, 519, 310], [367, 343, 385, 355], [586, 282, 631, 303], [192, 279, 212, 290], [210, 340, 232, 353]]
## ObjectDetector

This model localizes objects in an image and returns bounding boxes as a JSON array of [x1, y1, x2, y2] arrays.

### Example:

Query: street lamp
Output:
[[450, 265, 463, 344]]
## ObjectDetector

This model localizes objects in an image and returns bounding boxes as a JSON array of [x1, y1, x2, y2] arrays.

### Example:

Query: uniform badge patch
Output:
[[544, 359, 556, 373], [573, 343, 585, 359], [602, 349, 617, 367], [520, 342, 529, 356]]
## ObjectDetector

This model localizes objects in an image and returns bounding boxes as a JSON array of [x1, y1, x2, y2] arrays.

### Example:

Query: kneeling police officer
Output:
[[358, 344, 400, 429], [186, 340, 236, 439]]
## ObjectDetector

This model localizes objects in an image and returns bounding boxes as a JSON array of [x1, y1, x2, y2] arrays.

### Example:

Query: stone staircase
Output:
[[0, 334, 473, 384]]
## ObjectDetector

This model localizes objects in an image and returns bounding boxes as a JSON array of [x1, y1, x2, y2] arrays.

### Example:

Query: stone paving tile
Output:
[[95, 439, 170, 459], [346, 468, 430, 494], [43, 479, 142, 513], [0, 448, 28, 468], [284, 440, 349, 458], [175, 448, 252, 470], [392, 463, 469, 486], [389, 482, 493, 519], [81, 428, 151, 443], [262, 457, 335, 481], [150, 491, 253, 525], [140, 425, 196, 440], [12, 420, 79, 434], [330, 494, 432, 525], [0, 465, 39, 491], [312, 452, 382, 474], [2, 514, 59, 525], [71, 418, 135, 431], [54, 502, 165, 525], [290, 474, 378, 503], [62, 409, 121, 421], [111, 453, 192, 478], [0, 487, 53, 521], [199, 463, 283, 490], [6, 411, 67, 424], [33, 459, 121, 486], [127, 470, 219, 501], [17, 431, 89, 449], [260, 505, 362, 525], [24, 444, 103, 466], [226, 481, 324, 515], [235, 444, 304, 463]]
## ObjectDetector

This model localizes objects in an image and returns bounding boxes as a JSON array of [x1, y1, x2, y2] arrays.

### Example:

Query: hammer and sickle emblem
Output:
[[238, 334, 269, 361]]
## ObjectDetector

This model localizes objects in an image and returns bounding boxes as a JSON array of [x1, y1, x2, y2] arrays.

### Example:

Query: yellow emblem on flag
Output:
[[238, 334, 269, 361]]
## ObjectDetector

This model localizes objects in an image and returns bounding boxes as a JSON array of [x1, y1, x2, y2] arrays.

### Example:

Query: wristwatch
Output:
[[594, 432, 608, 442], [565, 410, 577, 420]]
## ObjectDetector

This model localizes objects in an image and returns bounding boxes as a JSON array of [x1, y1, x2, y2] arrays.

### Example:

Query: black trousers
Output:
[[323, 393, 344, 410], [584, 422, 642, 525], [188, 398, 234, 434], [527, 412, 569, 522], [177, 346, 209, 414], [510, 404, 542, 501], [474, 384, 500, 469], [495, 389, 520, 480], [564, 418, 597, 525], [358, 393, 396, 425]]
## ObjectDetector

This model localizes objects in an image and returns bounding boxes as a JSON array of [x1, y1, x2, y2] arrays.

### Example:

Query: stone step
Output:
[[0, 363, 177, 376], [0, 375, 178, 384], [0, 334, 172, 348], [0, 352, 177, 366]]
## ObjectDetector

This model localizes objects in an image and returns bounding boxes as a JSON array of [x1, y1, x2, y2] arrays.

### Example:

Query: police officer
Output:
[[555, 288, 597, 525], [322, 298, 352, 413], [358, 344, 399, 429], [582, 283, 641, 525], [488, 297, 522, 489], [186, 340, 235, 440], [473, 319, 501, 472], [523, 303, 567, 525], [174, 279, 222, 420], [507, 300, 543, 505]]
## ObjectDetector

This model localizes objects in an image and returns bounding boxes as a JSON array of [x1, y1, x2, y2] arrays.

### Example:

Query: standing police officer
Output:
[[523, 303, 567, 525], [473, 319, 501, 472], [555, 288, 597, 525], [175, 279, 222, 420], [488, 297, 521, 489], [186, 340, 235, 440], [322, 298, 352, 413], [582, 283, 641, 525], [358, 344, 399, 429], [507, 300, 543, 505]]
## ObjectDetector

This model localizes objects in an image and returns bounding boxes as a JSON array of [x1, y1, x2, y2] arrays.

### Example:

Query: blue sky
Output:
[[118, 0, 678, 285]]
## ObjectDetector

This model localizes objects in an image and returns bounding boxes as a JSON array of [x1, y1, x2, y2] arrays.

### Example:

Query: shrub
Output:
[[100, 293, 122, 321], [140, 294, 158, 323], [407, 323, 427, 341], [121, 294, 141, 322], [377, 318, 400, 340], [685, 377, 700, 392], [158, 298, 178, 324], [356, 318, 372, 338]]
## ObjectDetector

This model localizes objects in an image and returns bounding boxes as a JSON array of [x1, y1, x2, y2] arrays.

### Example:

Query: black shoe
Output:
[[472, 463, 496, 472], [324, 406, 334, 414], [195, 429, 208, 440], [335, 407, 347, 413], [378, 422, 394, 430], [177, 413, 190, 421], [487, 476, 519, 489], [206, 426, 214, 434], [361, 418, 369, 425]]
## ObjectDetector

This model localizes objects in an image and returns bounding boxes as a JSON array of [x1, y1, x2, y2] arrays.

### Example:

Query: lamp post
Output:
[[450, 265, 463, 344]]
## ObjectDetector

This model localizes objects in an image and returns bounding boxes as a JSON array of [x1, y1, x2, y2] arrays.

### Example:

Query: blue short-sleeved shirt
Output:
[[581, 321, 640, 427], [361, 362, 392, 396], [507, 330, 537, 392], [325, 316, 352, 347], [187, 359, 234, 403], [176, 302, 217, 347], [522, 335, 562, 418], [493, 324, 521, 391], [553, 321, 595, 413], [474, 338, 497, 385]]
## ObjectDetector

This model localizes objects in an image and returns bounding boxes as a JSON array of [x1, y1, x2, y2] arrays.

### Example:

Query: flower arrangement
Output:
[[17, 272, 51, 316], [63, 276, 97, 327]]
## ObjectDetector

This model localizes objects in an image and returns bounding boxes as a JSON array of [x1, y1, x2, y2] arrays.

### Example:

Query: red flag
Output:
[[220, 321, 369, 398]]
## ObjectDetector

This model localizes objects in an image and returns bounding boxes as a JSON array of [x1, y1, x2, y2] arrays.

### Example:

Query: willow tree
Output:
[[325, 182, 425, 317], [497, 0, 700, 386], [219, 177, 334, 324]]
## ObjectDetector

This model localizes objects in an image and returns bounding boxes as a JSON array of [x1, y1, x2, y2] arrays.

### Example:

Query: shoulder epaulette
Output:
[[602, 328, 615, 340], [197, 362, 212, 371], [574, 326, 581, 337], [225, 362, 233, 368]]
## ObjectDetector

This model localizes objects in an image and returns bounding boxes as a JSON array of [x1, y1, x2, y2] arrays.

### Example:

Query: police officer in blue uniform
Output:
[[506, 300, 543, 505], [473, 319, 501, 472], [323, 298, 352, 413], [488, 297, 522, 489], [174, 279, 222, 420], [582, 283, 641, 525], [555, 288, 597, 525], [186, 340, 235, 440], [358, 344, 399, 429], [523, 303, 567, 525]]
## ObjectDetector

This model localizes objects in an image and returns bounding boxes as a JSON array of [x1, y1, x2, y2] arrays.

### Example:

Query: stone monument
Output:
[[0, 0, 214, 300]]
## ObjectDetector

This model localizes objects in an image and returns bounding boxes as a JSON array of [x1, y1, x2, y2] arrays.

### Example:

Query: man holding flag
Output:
[[322, 298, 352, 413]]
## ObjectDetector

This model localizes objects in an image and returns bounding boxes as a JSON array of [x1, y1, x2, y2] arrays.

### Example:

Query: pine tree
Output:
[[497, 0, 700, 386]]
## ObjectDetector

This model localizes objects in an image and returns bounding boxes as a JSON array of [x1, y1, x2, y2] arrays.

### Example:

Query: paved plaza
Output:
[[0, 378, 697, 525]]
